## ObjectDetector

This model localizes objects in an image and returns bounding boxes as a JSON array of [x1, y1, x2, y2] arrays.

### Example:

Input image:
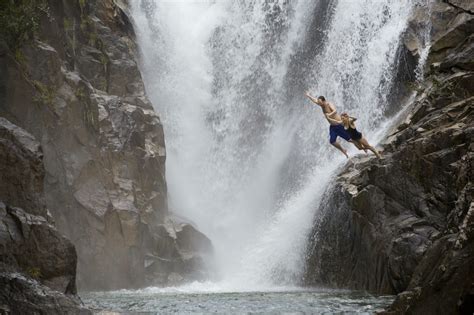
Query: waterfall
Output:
[[130, 0, 424, 290]]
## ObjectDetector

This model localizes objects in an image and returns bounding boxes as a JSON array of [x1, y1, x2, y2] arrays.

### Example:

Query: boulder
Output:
[[0, 203, 77, 294], [0, 273, 89, 315], [0, 118, 88, 313], [143, 216, 214, 286]]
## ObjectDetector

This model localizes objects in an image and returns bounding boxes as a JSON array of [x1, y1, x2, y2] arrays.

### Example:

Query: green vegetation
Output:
[[63, 16, 78, 59], [83, 99, 99, 131], [74, 86, 86, 100], [0, 1, 56, 108], [0, 0, 49, 50], [26, 266, 42, 279], [78, 0, 99, 49], [14, 48, 26, 65], [406, 81, 424, 94], [63, 17, 73, 31], [78, 0, 86, 13], [99, 52, 108, 66], [88, 31, 98, 47], [80, 14, 94, 33], [98, 78, 108, 91], [32, 80, 56, 106]]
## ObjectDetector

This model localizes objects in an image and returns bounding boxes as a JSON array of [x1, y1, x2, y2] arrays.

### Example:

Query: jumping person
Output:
[[305, 91, 351, 158], [340, 113, 381, 158]]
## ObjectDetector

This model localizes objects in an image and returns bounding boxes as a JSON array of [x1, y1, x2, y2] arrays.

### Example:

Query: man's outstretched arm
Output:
[[305, 91, 322, 106]]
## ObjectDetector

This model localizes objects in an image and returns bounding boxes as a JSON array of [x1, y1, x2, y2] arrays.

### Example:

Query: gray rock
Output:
[[0, 203, 77, 294], [438, 34, 474, 71], [143, 216, 214, 286], [0, 0, 212, 290], [0, 117, 45, 217], [0, 273, 90, 315], [305, 5, 474, 314], [428, 11, 474, 66], [447, 0, 474, 13], [0, 118, 87, 313]]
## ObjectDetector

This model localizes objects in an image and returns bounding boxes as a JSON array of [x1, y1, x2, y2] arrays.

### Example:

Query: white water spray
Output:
[[130, 0, 426, 290]]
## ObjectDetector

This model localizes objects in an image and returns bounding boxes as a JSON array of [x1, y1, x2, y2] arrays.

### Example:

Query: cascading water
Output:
[[129, 0, 424, 290]]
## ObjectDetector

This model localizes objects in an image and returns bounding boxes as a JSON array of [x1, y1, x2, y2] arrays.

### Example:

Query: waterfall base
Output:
[[82, 287, 394, 314]]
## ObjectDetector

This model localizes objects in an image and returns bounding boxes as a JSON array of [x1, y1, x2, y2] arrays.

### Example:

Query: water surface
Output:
[[82, 287, 394, 314]]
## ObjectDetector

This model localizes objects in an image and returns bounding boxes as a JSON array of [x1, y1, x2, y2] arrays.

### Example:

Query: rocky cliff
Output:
[[305, 1, 473, 314], [0, 117, 89, 314], [0, 0, 212, 291]]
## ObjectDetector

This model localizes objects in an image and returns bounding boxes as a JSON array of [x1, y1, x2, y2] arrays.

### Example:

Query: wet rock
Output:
[[0, 118, 87, 313], [306, 71, 473, 309], [0, 117, 45, 217], [427, 4, 474, 68], [0, 273, 89, 315], [438, 34, 474, 71], [0, 203, 77, 294], [305, 4, 474, 314], [446, 0, 474, 14], [0, 0, 212, 290], [144, 216, 214, 286], [403, 2, 457, 59]]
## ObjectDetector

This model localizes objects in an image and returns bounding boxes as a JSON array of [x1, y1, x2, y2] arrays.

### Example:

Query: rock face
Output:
[[0, 0, 212, 290], [0, 273, 88, 315], [144, 216, 214, 286], [305, 2, 473, 314], [0, 117, 88, 314], [0, 117, 45, 216]]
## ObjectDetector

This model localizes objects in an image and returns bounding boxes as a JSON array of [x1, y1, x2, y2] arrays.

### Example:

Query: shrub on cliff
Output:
[[0, 0, 48, 50]]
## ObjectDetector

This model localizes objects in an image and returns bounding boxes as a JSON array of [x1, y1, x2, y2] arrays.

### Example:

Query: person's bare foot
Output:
[[342, 149, 349, 158]]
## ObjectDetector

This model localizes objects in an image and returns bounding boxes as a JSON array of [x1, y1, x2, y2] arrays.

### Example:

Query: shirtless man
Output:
[[305, 92, 350, 158]]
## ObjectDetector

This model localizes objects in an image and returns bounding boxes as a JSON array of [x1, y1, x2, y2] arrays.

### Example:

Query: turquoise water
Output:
[[81, 287, 394, 314]]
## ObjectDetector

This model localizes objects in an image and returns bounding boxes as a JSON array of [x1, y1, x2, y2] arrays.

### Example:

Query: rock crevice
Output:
[[444, 0, 474, 16]]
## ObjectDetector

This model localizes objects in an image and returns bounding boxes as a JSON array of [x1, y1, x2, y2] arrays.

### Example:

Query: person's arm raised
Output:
[[305, 91, 322, 106], [349, 117, 357, 128]]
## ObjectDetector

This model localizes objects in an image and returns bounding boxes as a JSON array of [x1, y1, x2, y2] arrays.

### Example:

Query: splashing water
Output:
[[130, 0, 426, 290]]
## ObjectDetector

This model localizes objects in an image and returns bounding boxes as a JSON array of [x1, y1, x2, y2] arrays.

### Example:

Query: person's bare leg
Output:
[[331, 141, 349, 158], [359, 138, 381, 158], [350, 140, 367, 152]]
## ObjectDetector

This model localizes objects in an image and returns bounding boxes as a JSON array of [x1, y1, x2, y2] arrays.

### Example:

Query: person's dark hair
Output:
[[317, 96, 326, 102]]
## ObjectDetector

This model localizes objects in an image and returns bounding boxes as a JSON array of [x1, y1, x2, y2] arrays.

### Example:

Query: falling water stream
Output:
[[83, 0, 431, 313]]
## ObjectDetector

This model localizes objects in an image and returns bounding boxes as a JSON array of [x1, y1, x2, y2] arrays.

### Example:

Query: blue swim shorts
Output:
[[329, 124, 351, 143]]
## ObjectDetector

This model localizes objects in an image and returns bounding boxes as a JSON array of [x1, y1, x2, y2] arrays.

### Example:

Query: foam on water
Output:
[[82, 288, 395, 314]]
